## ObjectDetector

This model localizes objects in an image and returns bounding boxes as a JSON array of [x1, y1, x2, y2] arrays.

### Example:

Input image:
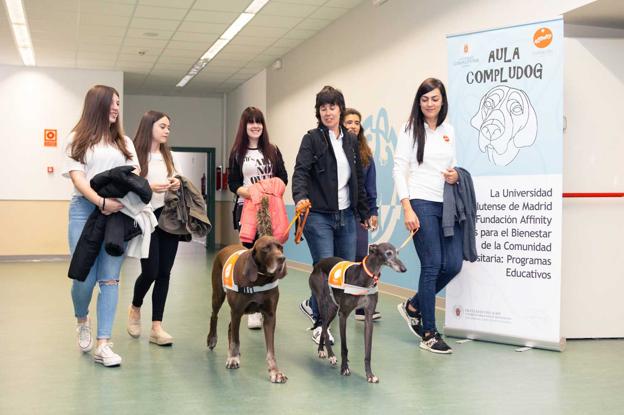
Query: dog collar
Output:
[[362, 256, 380, 284]]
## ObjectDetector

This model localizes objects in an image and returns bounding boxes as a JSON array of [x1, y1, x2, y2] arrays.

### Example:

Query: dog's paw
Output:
[[318, 350, 327, 359], [207, 335, 217, 350], [269, 370, 288, 384], [341, 367, 351, 376], [328, 356, 337, 366], [367, 374, 379, 383], [225, 356, 240, 369]]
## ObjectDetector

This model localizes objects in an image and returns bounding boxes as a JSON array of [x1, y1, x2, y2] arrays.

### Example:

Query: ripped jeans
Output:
[[68, 196, 126, 339]]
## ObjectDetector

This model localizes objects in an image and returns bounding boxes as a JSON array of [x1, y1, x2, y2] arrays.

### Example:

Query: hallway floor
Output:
[[1, 243, 622, 414]]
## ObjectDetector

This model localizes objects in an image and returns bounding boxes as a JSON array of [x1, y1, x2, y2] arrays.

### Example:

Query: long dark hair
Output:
[[344, 108, 372, 167], [133, 110, 175, 178], [230, 106, 277, 167], [406, 78, 448, 165], [70, 85, 132, 163], [315, 85, 346, 127]]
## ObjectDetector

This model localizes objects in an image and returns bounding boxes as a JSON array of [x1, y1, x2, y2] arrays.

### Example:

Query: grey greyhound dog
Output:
[[308, 242, 406, 383]]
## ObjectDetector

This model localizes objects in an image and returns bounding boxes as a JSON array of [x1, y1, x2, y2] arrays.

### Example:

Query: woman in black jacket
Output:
[[292, 86, 370, 344], [227, 106, 287, 329]]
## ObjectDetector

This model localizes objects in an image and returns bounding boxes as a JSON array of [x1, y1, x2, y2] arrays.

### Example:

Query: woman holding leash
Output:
[[293, 86, 370, 344], [64, 85, 139, 366], [227, 106, 288, 330], [342, 108, 381, 322], [393, 77, 463, 354], [127, 111, 182, 346]]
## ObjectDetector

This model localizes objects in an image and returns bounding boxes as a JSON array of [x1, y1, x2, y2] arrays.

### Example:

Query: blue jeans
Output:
[[303, 209, 356, 324], [408, 199, 463, 333], [68, 196, 125, 339]]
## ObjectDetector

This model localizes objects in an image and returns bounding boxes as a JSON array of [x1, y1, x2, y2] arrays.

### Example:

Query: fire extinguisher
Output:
[[216, 166, 222, 191]]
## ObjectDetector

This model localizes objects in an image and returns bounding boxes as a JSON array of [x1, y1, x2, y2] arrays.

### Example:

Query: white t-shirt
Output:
[[238, 148, 273, 205], [392, 121, 458, 203], [328, 129, 351, 210], [146, 151, 181, 210], [63, 133, 139, 197]]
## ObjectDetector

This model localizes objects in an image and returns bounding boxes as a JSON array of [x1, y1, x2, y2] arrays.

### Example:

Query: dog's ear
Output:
[[241, 248, 258, 286], [368, 244, 379, 255]]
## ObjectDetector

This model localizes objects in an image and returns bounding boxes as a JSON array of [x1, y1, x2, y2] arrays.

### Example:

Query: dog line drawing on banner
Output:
[[362, 108, 402, 244], [470, 85, 538, 166]]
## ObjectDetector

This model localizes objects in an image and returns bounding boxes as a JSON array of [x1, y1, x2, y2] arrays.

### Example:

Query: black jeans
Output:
[[132, 208, 180, 321]]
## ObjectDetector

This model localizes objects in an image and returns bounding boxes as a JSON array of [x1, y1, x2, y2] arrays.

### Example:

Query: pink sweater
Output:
[[239, 178, 289, 244]]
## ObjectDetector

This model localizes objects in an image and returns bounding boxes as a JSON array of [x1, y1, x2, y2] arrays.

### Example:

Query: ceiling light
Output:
[[176, 0, 269, 88], [4, 0, 35, 66]]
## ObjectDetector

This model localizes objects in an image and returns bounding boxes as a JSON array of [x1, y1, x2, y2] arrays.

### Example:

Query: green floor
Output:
[[1, 244, 623, 414]]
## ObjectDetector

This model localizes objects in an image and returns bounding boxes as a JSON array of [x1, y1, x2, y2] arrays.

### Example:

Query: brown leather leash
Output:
[[285, 200, 311, 245]]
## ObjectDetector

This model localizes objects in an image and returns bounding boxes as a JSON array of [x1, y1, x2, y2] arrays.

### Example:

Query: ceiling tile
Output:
[[309, 7, 349, 20], [125, 28, 175, 40], [138, 0, 194, 7], [171, 31, 221, 42], [80, 13, 132, 27], [251, 14, 303, 29], [325, 0, 364, 8], [134, 5, 188, 20], [238, 25, 290, 38], [227, 35, 279, 47], [294, 18, 332, 31], [184, 10, 237, 24], [79, 1, 136, 16], [282, 28, 316, 40], [130, 18, 182, 31], [259, 2, 318, 18], [165, 40, 207, 52], [192, 0, 251, 12], [177, 20, 227, 34]]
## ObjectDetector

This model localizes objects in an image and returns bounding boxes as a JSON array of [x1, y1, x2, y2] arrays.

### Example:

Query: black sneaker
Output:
[[354, 308, 382, 321], [397, 301, 423, 338], [420, 332, 453, 354]]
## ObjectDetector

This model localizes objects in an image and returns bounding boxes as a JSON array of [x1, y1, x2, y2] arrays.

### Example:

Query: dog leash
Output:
[[397, 230, 416, 251], [285, 200, 311, 245]]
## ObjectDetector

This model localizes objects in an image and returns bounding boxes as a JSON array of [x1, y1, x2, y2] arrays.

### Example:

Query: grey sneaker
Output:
[[311, 326, 334, 345], [76, 318, 93, 352], [299, 299, 315, 323], [94, 342, 122, 366]]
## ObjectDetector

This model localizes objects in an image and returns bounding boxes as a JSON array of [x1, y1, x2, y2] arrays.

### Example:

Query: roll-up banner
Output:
[[445, 18, 565, 351]]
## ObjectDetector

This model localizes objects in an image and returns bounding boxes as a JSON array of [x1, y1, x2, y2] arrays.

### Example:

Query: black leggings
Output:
[[132, 211, 179, 321]]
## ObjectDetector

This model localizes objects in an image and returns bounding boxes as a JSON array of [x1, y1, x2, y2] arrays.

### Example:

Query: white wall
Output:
[[225, 69, 267, 162], [0, 65, 123, 200]]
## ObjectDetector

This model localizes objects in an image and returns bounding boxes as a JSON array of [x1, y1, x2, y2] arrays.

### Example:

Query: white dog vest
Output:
[[222, 249, 279, 294], [328, 261, 378, 296]]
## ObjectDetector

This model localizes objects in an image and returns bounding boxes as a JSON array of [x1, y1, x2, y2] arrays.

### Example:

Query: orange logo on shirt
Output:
[[442, 135, 450, 142]]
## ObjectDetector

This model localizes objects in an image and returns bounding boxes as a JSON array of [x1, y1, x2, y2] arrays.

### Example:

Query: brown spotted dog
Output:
[[207, 235, 288, 383]]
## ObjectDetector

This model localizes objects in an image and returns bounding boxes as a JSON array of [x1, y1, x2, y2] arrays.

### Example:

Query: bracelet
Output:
[[101, 197, 106, 210]]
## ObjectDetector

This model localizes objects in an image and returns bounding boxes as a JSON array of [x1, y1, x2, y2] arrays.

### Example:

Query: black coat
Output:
[[68, 166, 152, 281], [292, 125, 368, 221]]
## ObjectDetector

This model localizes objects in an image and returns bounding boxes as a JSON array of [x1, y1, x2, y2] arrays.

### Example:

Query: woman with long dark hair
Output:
[[393, 78, 462, 354], [293, 86, 370, 344], [343, 108, 380, 321], [63, 85, 139, 366], [227, 106, 287, 329], [127, 111, 182, 346]]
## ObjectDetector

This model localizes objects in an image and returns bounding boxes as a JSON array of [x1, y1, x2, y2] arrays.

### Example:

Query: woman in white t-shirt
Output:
[[226, 106, 288, 330], [64, 85, 139, 367], [393, 78, 463, 354], [127, 111, 181, 346]]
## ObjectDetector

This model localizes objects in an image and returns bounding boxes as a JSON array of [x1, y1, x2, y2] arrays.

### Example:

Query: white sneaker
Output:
[[76, 318, 93, 352], [311, 326, 334, 345], [247, 312, 263, 330], [93, 342, 122, 367]]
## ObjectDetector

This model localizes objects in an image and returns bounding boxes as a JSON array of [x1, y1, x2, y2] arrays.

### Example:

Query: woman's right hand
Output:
[[402, 203, 420, 232], [101, 198, 124, 215], [151, 182, 171, 194]]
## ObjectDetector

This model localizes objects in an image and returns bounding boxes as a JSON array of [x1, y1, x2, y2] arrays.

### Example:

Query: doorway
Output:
[[171, 147, 216, 250]]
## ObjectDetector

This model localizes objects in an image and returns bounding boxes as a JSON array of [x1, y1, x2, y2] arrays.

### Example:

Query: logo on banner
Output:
[[533, 28, 553, 48], [454, 305, 463, 318]]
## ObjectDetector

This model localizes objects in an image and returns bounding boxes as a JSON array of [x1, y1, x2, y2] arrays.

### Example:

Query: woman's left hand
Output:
[[368, 215, 378, 231], [168, 177, 181, 191], [442, 168, 459, 184]]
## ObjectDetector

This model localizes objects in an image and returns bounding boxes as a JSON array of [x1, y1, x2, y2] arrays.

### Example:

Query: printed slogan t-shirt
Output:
[[238, 148, 273, 205]]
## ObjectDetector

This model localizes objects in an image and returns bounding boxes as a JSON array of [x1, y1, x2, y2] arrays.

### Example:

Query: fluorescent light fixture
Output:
[[245, 0, 270, 15], [176, 0, 269, 88], [4, 0, 35, 66], [220, 13, 253, 40]]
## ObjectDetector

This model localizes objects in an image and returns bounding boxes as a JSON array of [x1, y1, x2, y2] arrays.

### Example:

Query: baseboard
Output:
[[0, 255, 70, 263]]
